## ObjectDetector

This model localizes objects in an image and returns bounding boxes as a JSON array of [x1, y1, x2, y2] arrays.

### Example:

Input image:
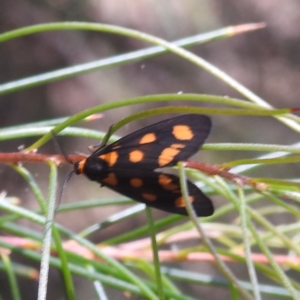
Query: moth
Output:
[[74, 114, 213, 216]]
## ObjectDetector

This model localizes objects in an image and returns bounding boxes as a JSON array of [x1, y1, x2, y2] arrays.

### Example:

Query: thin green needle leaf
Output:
[[37, 161, 58, 300], [177, 163, 253, 300], [237, 186, 261, 300], [2, 255, 21, 300], [145, 207, 164, 300]]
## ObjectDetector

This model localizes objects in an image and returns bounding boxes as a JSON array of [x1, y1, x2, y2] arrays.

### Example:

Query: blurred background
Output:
[[1, 0, 300, 299]]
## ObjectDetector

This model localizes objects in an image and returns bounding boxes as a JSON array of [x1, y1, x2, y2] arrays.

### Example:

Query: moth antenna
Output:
[[56, 170, 75, 211], [50, 130, 73, 165], [50, 130, 75, 211]]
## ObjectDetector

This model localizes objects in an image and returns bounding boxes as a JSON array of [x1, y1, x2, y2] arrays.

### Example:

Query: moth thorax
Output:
[[82, 156, 107, 181]]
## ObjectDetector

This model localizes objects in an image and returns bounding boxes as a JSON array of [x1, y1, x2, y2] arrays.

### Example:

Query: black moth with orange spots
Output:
[[74, 114, 213, 216]]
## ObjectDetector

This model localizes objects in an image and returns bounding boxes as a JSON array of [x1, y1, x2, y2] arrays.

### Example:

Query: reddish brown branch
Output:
[[0, 153, 268, 190], [183, 160, 268, 190], [1, 236, 299, 266], [0, 152, 86, 165]]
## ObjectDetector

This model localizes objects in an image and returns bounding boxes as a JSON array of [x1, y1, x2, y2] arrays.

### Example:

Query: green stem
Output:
[[37, 161, 58, 300], [145, 207, 164, 300]]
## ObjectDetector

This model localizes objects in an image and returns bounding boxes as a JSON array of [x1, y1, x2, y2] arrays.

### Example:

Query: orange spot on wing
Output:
[[158, 174, 179, 191], [102, 172, 118, 186], [172, 125, 193, 140], [129, 150, 144, 163], [99, 151, 118, 167], [170, 143, 186, 149], [142, 193, 157, 201], [158, 147, 180, 166], [139, 133, 156, 144], [130, 178, 143, 187], [175, 196, 194, 207], [158, 174, 172, 185]]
